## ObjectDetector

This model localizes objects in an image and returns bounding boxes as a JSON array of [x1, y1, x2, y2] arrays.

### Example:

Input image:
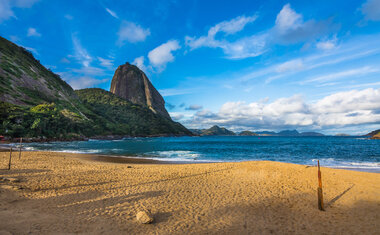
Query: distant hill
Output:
[[365, 129, 380, 137], [366, 129, 380, 139], [0, 36, 191, 140], [255, 130, 324, 136], [256, 131, 277, 136], [199, 125, 235, 136], [239, 131, 258, 136], [278, 130, 299, 136], [189, 129, 204, 135], [299, 132, 325, 137]]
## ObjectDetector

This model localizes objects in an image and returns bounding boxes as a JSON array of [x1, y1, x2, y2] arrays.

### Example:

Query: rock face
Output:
[[110, 63, 171, 119], [0, 36, 78, 106]]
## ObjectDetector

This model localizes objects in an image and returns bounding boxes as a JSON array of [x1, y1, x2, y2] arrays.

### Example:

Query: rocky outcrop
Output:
[[0, 36, 78, 107], [110, 63, 170, 119], [239, 131, 258, 136]]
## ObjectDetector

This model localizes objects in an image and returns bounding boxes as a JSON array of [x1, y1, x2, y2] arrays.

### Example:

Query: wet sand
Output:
[[0, 151, 379, 234]]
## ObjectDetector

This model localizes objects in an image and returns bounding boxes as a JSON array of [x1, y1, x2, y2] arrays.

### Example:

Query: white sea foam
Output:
[[310, 158, 380, 170], [143, 150, 221, 162], [50, 149, 102, 154]]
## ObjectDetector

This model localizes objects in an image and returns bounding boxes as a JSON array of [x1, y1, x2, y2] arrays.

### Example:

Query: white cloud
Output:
[[0, 0, 38, 23], [276, 59, 304, 73], [275, 3, 302, 32], [185, 88, 380, 130], [273, 4, 331, 44], [209, 15, 258, 36], [97, 57, 113, 68], [72, 34, 92, 67], [185, 14, 262, 59], [65, 77, 109, 90], [159, 88, 198, 96], [27, 27, 41, 37], [186, 4, 334, 59], [117, 21, 150, 45], [361, 0, 380, 21], [148, 40, 181, 69], [170, 112, 185, 121], [105, 8, 118, 19], [303, 66, 379, 84], [132, 56, 147, 72], [72, 66, 105, 76], [316, 35, 338, 50], [235, 36, 380, 85]]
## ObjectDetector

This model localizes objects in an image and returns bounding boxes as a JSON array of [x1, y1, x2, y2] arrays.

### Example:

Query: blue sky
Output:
[[1, 0, 380, 134]]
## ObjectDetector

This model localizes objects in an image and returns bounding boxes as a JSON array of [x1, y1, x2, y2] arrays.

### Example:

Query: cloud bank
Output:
[[184, 88, 380, 131]]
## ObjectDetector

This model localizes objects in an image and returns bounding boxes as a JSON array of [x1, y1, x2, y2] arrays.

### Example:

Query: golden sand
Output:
[[0, 151, 379, 234]]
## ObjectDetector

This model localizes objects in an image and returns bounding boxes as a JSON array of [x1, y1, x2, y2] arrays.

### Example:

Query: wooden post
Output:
[[19, 137, 22, 160], [317, 160, 324, 211], [8, 147, 12, 170]]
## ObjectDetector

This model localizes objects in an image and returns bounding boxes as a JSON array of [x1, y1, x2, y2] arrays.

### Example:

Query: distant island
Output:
[[0, 36, 191, 141], [190, 125, 236, 136], [238, 131, 258, 136], [190, 126, 326, 137]]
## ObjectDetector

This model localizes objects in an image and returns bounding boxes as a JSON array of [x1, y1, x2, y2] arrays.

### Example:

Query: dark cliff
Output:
[[110, 63, 171, 119]]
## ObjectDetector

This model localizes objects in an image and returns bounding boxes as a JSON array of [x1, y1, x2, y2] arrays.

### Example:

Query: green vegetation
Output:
[[0, 88, 191, 139], [0, 102, 90, 139], [76, 88, 191, 136]]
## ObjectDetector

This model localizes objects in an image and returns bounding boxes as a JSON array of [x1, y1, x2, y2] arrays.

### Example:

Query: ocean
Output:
[[21, 136, 380, 172]]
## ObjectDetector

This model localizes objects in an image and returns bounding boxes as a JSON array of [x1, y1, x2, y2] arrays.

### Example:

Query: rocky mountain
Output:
[[239, 131, 258, 136], [200, 125, 236, 136], [365, 129, 380, 137], [0, 36, 191, 139], [365, 129, 380, 139], [0, 36, 79, 107], [371, 133, 380, 139], [110, 63, 170, 119]]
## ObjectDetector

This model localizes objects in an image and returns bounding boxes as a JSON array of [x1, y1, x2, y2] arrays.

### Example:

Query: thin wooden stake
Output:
[[19, 137, 22, 160], [317, 160, 324, 211], [8, 147, 12, 170]]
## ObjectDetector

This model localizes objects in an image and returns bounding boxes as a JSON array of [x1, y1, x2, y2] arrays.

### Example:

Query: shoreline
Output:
[[2, 146, 379, 173], [0, 151, 379, 234]]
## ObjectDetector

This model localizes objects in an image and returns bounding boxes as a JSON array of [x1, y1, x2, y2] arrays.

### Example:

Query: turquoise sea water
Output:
[[21, 136, 380, 172]]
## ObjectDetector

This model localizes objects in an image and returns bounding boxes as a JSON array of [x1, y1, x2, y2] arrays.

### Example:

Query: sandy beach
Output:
[[0, 151, 379, 234]]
